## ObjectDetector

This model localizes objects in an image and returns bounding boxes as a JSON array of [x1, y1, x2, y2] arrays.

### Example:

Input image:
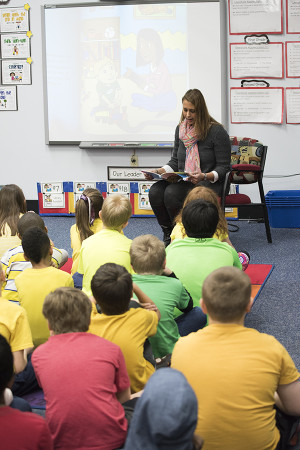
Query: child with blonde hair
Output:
[[171, 186, 249, 270], [78, 194, 133, 297], [70, 188, 104, 275]]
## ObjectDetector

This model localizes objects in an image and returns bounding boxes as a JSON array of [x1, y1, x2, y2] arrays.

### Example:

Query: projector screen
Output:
[[43, 1, 225, 146]]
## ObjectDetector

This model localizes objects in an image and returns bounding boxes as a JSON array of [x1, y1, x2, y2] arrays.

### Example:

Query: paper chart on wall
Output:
[[0, 86, 17, 111], [0, 34, 30, 59], [107, 182, 130, 196], [230, 43, 284, 78], [286, 88, 300, 124], [230, 88, 284, 123], [43, 193, 65, 209], [229, 0, 282, 34], [0, 8, 29, 33], [1, 59, 31, 85], [287, 0, 300, 33], [286, 42, 300, 77]]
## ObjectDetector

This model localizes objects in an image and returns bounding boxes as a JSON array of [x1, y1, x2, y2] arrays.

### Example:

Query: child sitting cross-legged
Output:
[[15, 227, 73, 347], [32, 287, 131, 450], [166, 199, 242, 320], [0, 334, 53, 449], [172, 266, 300, 450], [78, 194, 133, 297], [1, 212, 68, 304], [130, 234, 207, 353], [171, 186, 250, 270], [89, 262, 160, 393]]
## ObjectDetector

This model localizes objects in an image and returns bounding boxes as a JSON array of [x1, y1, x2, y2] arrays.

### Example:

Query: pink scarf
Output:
[[179, 119, 200, 173]]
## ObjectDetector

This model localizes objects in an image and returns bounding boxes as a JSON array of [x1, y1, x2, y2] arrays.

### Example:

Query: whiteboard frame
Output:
[[42, 0, 228, 146]]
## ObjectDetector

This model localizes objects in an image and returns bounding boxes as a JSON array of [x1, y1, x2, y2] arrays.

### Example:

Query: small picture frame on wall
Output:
[[1, 33, 31, 59], [1, 59, 31, 85], [0, 85, 17, 111], [0, 7, 29, 33]]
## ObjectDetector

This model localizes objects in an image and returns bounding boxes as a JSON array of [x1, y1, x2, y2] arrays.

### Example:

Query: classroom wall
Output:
[[0, 0, 299, 201]]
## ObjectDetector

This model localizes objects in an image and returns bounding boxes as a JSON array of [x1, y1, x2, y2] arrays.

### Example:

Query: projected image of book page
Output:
[[44, 2, 222, 143], [230, 88, 283, 123]]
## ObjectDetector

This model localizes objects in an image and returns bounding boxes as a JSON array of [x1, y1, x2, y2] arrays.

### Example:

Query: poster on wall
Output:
[[229, 0, 283, 34], [43, 193, 65, 209], [73, 182, 96, 204], [1, 59, 31, 85], [230, 87, 284, 123], [138, 183, 152, 210], [107, 182, 130, 196], [287, 0, 300, 33], [0, 7, 29, 33], [286, 88, 300, 124], [286, 42, 300, 77], [0, 85, 17, 111], [0, 33, 30, 59], [230, 43, 284, 78]]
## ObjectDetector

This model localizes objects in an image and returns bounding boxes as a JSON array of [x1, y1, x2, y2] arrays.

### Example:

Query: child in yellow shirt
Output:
[[89, 263, 160, 393], [70, 188, 104, 276], [15, 227, 73, 347]]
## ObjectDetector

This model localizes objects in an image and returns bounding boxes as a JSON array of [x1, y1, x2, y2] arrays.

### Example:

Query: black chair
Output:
[[221, 136, 272, 243]]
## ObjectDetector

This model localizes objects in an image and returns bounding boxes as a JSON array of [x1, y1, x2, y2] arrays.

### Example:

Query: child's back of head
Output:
[[43, 287, 92, 334], [130, 234, 165, 275], [182, 199, 219, 238], [101, 195, 132, 230], [91, 263, 132, 315], [22, 227, 51, 265], [176, 186, 228, 239], [76, 188, 104, 243], [202, 266, 251, 323], [17, 212, 46, 238]]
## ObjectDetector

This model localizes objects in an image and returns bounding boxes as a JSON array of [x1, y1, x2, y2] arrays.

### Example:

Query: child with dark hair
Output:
[[166, 199, 242, 313], [89, 262, 160, 393], [0, 334, 53, 449], [172, 267, 300, 450], [171, 186, 250, 270], [32, 287, 130, 450], [1, 212, 68, 303], [126, 28, 177, 113], [15, 227, 73, 347], [0, 184, 27, 258]]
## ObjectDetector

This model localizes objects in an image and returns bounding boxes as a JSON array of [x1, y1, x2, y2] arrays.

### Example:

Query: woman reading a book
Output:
[[145, 88, 231, 246]]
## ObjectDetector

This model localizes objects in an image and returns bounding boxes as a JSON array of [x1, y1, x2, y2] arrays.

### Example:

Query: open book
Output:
[[141, 170, 189, 181]]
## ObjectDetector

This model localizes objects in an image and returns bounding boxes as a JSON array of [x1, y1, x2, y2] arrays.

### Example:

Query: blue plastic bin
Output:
[[265, 190, 300, 228]]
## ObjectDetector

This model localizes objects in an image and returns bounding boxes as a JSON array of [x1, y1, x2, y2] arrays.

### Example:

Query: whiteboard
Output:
[[42, 1, 226, 145]]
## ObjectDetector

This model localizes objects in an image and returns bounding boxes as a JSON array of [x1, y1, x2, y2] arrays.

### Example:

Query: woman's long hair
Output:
[[75, 188, 104, 243], [180, 89, 220, 140], [175, 186, 228, 239], [0, 184, 27, 236]]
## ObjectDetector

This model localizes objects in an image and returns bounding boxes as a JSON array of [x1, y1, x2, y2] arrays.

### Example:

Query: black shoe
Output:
[[161, 226, 172, 247]]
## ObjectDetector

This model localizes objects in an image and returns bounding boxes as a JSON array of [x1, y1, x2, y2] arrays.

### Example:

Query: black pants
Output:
[[149, 180, 194, 229], [275, 406, 300, 449]]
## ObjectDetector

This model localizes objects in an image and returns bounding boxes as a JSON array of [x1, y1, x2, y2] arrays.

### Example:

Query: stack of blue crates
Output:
[[265, 190, 300, 228]]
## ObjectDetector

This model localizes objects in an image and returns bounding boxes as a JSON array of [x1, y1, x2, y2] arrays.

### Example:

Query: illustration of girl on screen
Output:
[[125, 28, 177, 114]]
